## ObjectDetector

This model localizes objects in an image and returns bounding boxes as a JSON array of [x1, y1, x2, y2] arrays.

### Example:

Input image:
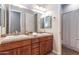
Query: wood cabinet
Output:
[[0, 39, 32, 55], [19, 45, 31, 55], [0, 35, 53, 55], [0, 49, 19, 55], [45, 39, 53, 53], [32, 47, 39, 55], [32, 38, 40, 55], [40, 41, 46, 54]]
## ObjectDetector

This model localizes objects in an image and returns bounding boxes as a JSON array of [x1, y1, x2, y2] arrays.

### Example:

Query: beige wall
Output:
[[37, 4, 61, 54]]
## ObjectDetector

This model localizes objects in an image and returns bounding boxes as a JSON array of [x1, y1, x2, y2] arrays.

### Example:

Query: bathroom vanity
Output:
[[0, 33, 53, 55]]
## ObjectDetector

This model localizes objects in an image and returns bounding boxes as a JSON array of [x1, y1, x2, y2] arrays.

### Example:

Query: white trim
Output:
[[52, 50, 61, 55], [9, 9, 22, 33], [9, 9, 22, 13], [0, 7, 2, 35]]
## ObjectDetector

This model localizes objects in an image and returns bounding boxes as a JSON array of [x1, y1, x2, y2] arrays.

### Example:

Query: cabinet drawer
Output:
[[32, 47, 40, 55], [32, 43, 39, 48], [21, 39, 31, 46], [32, 38, 39, 43], [0, 39, 31, 51]]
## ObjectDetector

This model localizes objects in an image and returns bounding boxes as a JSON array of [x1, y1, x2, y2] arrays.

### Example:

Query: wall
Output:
[[37, 4, 61, 54], [62, 4, 79, 13], [25, 13, 35, 32]]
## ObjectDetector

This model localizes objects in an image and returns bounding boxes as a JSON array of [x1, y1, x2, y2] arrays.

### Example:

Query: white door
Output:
[[76, 9, 79, 49], [62, 12, 70, 46], [63, 9, 79, 51], [69, 10, 77, 48]]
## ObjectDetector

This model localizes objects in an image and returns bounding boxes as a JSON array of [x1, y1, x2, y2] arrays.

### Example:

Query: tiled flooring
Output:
[[62, 46, 79, 55], [48, 46, 79, 55]]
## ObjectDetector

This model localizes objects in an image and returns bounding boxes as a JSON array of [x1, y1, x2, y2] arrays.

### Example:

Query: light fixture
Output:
[[12, 4, 27, 9], [32, 5, 47, 11], [31, 9, 45, 14]]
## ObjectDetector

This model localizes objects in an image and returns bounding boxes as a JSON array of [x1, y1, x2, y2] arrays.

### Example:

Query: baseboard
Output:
[[52, 50, 61, 55]]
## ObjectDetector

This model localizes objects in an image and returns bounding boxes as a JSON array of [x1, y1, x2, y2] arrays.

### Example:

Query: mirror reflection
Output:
[[40, 16, 52, 28], [0, 4, 52, 37], [9, 10, 21, 34]]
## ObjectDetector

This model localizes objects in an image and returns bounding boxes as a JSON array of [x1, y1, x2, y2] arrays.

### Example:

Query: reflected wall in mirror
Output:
[[40, 16, 52, 29]]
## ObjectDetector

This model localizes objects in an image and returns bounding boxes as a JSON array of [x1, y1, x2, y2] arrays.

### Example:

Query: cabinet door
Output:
[[40, 39, 53, 55], [40, 41, 46, 55], [45, 40, 52, 53], [32, 47, 40, 55], [0, 49, 18, 55], [19, 45, 31, 55]]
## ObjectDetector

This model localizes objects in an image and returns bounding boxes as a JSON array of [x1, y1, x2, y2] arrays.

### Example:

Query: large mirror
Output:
[[0, 4, 38, 36]]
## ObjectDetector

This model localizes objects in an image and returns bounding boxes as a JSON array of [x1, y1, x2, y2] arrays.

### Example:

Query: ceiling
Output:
[[22, 4, 48, 8], [21, 4, 49, 14], [14, 4, 58, 14]]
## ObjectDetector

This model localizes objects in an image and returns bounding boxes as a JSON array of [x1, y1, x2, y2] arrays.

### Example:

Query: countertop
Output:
[[0, 33, 53, 44]]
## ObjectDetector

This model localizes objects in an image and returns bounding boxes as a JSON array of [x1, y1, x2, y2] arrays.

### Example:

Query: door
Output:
[[69, 10, 77, 48], [75, 9, 79, 49], [46, 39, 52, 53], [40, 39, 52, 55], [40, 41, 46, 55], [62, 12, 71, 46], [62, 9, 79, 49]]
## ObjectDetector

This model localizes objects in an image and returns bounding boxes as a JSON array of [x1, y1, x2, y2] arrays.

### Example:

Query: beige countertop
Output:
[[0, 33, 53, 44]]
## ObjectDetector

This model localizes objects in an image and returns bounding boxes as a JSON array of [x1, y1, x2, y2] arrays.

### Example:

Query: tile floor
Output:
[[62, 46, 79, 55]]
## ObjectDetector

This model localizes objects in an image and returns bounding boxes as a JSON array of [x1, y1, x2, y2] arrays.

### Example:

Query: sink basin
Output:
[[5, 35, 28, 39], [0, 35, 29, 44], [5, 36, 18, 39], [17, 35, 28, 38], [0, 33, 52, 44]]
